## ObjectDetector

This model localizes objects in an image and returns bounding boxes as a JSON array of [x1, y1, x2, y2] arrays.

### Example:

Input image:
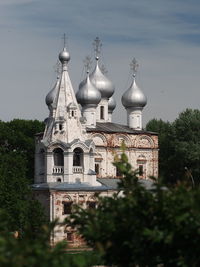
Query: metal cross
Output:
[[93, 37, 102, 58], [62, 33, 67, 47], [130, 58, 139, 76]]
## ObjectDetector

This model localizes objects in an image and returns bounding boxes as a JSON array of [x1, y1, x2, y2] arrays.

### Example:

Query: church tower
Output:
[[34, 44, 100, 186], [89, 37, 115, 122], [122, 58, 147, 130]]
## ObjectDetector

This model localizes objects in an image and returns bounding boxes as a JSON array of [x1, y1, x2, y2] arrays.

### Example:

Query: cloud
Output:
[[4, 0, 200, 46], [0, 0, 200, 125]]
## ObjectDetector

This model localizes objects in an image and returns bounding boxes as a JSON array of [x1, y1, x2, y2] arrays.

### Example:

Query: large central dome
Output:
[[89, 60, 115, 99]]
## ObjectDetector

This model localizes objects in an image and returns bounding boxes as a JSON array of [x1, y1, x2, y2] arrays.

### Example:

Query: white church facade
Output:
[[33, 38, 158, 246]]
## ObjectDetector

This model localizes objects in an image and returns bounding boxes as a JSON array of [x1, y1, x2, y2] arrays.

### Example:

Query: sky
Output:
[[0, 0, 200, 126]]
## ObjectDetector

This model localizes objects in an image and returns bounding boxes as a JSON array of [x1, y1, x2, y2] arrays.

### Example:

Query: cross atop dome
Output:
[[130, 58, 139, 77], [93, 37, 102, 60], [62, 33, 67, 48]]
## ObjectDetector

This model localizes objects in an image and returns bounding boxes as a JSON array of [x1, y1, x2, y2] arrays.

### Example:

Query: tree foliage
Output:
[[69, 153, 200, 266], [146, 109, 200, 184], [0, 215, 101, 267], [0, 119, 46, 236], [0, 119, 44, 181]]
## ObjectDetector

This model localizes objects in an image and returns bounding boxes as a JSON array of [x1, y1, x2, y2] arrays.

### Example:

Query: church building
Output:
[[33, 38, 158, 246]]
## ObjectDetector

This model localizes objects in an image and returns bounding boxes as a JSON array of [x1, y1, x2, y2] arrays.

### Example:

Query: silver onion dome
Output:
[[89, 60, 115, 99], [108, 96, 116, 112], [59, 47, 70, 63], [121, 77, 147, 109], [76, 72, 101, 107], [45, 76, 60, 107]]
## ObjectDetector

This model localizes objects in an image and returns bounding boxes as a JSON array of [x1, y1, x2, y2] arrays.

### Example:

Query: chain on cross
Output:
[[130, 58, 139, 76], [93, 37, 102, 58]]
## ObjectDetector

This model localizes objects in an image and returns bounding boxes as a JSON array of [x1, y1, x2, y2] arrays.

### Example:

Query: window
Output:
[[100, 106, 104, 120], [71, 111, 74, 117], [59, 124, 63, 131], [139, 165, 143, 176], [95, 164, 100, 175], [53, 148, 64, 166], [116, 166, 122, 177], [63, 202, 72, 215], [88, 202, 96, 209], [73, 148, 83, 166], [57, 178, 61, 182], [66, 232, 73, 241]]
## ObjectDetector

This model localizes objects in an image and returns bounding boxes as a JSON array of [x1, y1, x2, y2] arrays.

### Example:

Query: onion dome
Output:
[[89, 59, 115, 99], [76, 72, 101, 107], [108, 96, 116, 112], [45, 76, 60, 107], [59, 47, 70, 63], [121, 77, 147, 109]]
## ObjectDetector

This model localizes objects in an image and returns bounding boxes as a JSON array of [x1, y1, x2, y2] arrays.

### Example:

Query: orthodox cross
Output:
[[130, 58, 139, 77], [93, 37, 102, 59], [62, 33, 67, 47]]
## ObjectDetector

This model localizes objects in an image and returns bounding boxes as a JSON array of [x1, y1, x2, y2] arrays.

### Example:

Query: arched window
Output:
[[100, 106, 104, 120], [73, 148, 83, 166], [53, 148, 64, 166]]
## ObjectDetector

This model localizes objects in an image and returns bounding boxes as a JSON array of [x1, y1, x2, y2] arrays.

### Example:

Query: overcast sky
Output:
[[0, 0, 200, 125]]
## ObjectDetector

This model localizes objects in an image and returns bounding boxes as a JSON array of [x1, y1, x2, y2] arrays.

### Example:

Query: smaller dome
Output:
[[121, 78, 147, 109], [108, 96, 116, 112], [45, 77, 60, 107], [59, 47, 70, 63], [76, 73, 101, 107], [89, 61, 115, 99]]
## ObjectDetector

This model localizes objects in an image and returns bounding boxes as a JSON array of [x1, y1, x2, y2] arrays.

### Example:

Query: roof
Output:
[[32, 181, 113, 192], [87, 122, 157, 135], [32, 178, 154, 192], [97, 178, 154, 190], [97, 178, 121, 189], [35, 122, 157, 137]]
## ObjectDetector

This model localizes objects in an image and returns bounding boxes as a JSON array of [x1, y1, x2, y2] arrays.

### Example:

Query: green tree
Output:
[[172, 109, 200, 183], [0, 150, 46, 237], [69, 153, 200, 266], [0, 119, 47, 238], [0, 119, 44, 182], [0, 214, 100, 267], [146, 109, 200, 184], [146, 118, 175, 182]]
